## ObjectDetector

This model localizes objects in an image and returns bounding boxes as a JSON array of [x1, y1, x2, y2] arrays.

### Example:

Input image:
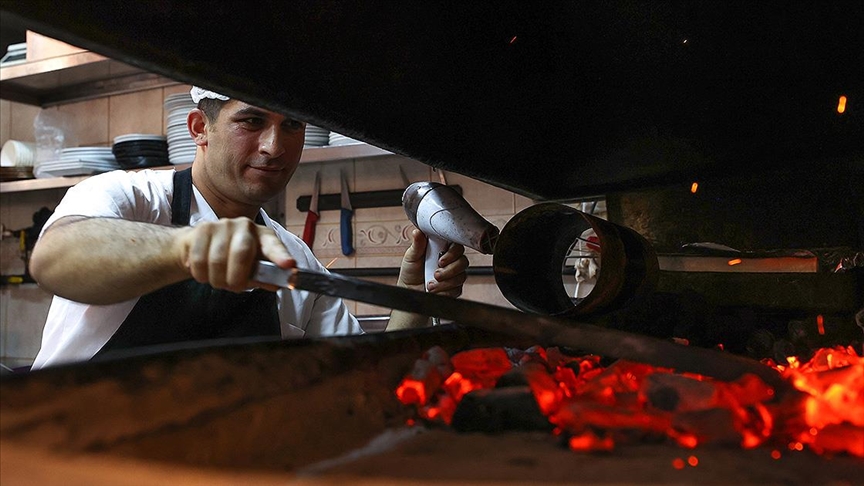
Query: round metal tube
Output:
[[493, 203, 658, 318]]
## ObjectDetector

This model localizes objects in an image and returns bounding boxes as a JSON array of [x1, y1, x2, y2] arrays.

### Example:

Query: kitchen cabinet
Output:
[[1, 34, 396, 194], [0, 50, 179, 107], [0, 31, 179, 107]]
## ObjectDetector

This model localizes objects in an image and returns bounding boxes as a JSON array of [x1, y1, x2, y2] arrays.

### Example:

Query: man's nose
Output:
[[258, 124, 287, 158]]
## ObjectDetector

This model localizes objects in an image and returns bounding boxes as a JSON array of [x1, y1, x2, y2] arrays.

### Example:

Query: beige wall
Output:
[[0, 87, 540, 368]]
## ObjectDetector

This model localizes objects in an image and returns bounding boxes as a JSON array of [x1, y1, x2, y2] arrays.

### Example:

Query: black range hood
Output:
[[1, 1, 861, 200]]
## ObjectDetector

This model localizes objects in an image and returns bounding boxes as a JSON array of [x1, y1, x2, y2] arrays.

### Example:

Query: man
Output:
[[28, 87, 468, 369]]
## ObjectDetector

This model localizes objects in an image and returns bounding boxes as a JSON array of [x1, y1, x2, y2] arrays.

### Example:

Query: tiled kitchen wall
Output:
[[0, 85, 540, 367]]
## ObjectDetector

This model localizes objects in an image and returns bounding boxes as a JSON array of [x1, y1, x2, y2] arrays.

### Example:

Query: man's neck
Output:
[[190, 164, 261, 220]]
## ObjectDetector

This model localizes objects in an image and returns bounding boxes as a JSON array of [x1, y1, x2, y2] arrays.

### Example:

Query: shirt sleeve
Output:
[[40, 169, 173, 236]]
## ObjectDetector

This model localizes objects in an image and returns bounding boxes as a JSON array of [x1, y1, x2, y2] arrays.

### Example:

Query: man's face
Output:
[[198, 100, 305, 211]]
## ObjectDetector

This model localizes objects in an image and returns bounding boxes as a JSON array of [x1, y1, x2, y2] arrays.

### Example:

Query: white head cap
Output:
[[190, 86, 230, 104]]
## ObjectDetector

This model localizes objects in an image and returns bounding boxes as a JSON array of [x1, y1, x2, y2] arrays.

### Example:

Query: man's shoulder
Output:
[[75, 168, 175, 193]]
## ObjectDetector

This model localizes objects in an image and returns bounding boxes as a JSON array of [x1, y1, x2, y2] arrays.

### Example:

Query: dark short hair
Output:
[[197, 98, 227, 122]]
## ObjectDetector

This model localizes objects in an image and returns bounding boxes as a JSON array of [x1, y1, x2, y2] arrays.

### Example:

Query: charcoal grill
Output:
[[1, 1, 861, 484]]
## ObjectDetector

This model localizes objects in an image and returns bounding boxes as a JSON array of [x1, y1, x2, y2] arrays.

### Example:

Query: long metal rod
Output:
[[289, 269, 791, 394]]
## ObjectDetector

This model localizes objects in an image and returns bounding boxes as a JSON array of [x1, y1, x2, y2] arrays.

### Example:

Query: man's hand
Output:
[[387, 228, 469, 330], [177, 217, 295, 293], [397, 228, 468, 295]]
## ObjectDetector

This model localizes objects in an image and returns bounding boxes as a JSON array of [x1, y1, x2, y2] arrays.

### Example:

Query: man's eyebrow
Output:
[[232, 107, 301, 124], [233, 107, 269, 117]]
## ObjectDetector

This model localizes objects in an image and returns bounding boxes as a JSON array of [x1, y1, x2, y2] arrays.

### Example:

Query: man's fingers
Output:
[[403, 228, 428, 264], [225, 223, 260, 290], [182, 218, 294, 292], [207, 221, 233, 289], [257, 225, 295, 269], [437, 242, 466, 267], [434, 254, 469, 280], [430, 270, 466, 291], [186, 221, 214, 283]]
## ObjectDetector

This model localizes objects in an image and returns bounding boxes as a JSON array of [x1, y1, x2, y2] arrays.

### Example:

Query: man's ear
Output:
[[188, 108, 208, 147]]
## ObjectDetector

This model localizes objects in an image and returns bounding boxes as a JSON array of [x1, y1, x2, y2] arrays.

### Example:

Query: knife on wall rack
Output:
[[340, 169, 355, 256], [296, 186, 461, 212], [301, 171, 320, 248]]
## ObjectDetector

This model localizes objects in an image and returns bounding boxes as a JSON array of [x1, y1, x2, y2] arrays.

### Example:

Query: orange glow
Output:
[[837, 95, 847, 114], [568, 431, 614, 452], [671, 432, 699, 449], [690, 182, 699, 193], [672, 458, 686, 470], [741, 430, 763, 449], [398, 344, 864, 456], [727, 258, 743, 266], [396, 379, 427, 405], [816, 315, 825, 335], [442, 372, 481, 401]]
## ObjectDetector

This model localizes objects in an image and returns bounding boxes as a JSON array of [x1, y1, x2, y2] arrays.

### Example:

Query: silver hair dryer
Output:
[[403, 181, 499, 291]]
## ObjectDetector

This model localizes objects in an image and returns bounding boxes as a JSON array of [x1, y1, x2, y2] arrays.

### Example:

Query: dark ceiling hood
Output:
[[1, 1, 861, 200]]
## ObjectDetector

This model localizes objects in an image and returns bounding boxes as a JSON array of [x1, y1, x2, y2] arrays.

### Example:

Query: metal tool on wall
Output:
[[301, 171, 320, 249], [295, 167, 462, 212], [340, 169, 355, 256]]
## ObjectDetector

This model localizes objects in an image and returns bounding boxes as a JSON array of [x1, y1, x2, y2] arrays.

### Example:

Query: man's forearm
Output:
[[385, 309, 430, 330], [29, 217, 190, 305], [384, 277, 431, 330]]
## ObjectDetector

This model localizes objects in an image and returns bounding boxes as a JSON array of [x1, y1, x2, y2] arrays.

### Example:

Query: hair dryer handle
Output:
[[424, 234, 449, 292]]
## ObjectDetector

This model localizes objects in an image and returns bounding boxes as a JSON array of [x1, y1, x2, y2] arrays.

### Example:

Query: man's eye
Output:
[[241, 117, 264, 126], [283, 120, 305, 130]]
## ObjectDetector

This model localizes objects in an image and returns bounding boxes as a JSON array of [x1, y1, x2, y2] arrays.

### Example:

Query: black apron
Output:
[[95, 168, 281, 357]]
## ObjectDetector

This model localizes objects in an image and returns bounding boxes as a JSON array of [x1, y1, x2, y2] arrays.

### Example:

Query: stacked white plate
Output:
[[304, 125, 330, 147], [328, 131, 363, 147], [34, 147, 120, 178], [0, 42, 26, 66], [164, 93, 197, 164]]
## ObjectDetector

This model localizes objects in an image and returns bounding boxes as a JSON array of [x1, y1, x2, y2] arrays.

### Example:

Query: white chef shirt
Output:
[[31, 169, 360, 369]]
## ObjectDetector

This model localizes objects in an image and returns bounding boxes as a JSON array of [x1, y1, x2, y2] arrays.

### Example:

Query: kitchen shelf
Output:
[[0, 143, 394, 194], [0, 51, 180, 106]]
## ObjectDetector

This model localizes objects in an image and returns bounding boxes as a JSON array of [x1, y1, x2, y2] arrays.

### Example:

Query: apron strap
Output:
[[172, 167, 193, 225]]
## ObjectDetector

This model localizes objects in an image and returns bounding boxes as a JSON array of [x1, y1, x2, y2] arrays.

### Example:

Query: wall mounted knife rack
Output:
[[296, 185, 462, 212]]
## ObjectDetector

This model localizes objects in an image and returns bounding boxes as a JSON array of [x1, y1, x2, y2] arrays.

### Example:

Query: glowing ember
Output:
[[395, 345, 864, 457]]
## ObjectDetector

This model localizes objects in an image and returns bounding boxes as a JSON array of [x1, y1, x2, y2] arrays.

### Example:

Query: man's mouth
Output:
[[248, 165, 284, 173]]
